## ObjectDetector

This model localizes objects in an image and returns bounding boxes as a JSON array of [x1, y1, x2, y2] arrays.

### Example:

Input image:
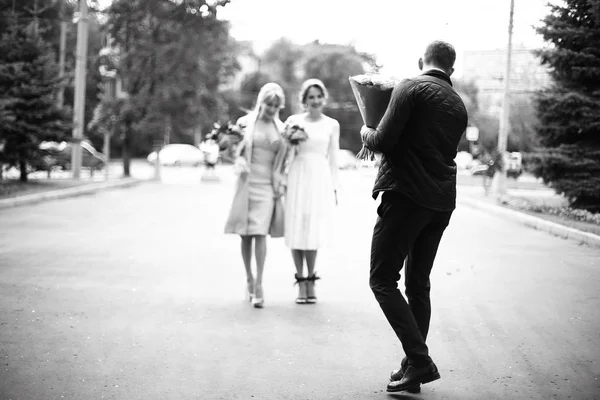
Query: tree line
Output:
[[0, 0, 598, 210]]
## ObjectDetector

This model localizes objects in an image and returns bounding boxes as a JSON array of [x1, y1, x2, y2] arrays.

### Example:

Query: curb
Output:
[[0, 178, 143, 210], [458, 196, 600, 248]]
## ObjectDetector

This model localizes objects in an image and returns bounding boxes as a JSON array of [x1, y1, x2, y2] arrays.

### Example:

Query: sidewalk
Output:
[[0, 177, 142, 210], [456, 183, 600, 248]]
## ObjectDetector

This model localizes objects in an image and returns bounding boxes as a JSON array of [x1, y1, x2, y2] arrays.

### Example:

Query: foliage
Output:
[[0, 0, 104, 140], [500, 196, 600, 226], [224, 39, 376, 153], [101, 0, 239, 162], [303, 43, 376, 153], [0, 16, 71, 182], [454, 78, 539, 154], [526, 144, 600, 210], [530, 0, 600, 210]]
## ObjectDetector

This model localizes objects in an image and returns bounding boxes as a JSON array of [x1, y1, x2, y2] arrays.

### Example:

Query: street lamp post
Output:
[[493, 0, 515, 197], [71, 0, 89, 179]]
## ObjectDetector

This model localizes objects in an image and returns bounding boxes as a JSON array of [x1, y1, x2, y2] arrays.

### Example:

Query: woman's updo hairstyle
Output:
[[299, 78, 328, 105]]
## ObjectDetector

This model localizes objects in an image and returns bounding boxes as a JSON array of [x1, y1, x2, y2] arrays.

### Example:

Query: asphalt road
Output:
[[0, 167, 598, 400]]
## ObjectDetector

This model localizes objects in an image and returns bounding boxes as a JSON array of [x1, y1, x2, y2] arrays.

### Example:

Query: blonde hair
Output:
[[254, 82, 285, 119], [299, 78, 328, 105]]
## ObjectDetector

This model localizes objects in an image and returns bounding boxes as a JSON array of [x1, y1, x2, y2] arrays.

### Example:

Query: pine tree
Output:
[[0, 17, 71, 182], [531, 0, 600, 211]]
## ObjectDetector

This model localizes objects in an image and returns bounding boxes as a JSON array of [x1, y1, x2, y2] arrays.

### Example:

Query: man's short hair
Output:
[[423, 41, 456, 72]]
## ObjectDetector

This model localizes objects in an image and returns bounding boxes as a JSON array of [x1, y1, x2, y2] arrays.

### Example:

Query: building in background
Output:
[[462, 45, 552, 114]]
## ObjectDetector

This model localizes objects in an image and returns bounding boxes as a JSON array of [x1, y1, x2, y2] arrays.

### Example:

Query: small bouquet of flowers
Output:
[[207, 121, 243, 150], [349, 73, 401, 160], [207, 121, 244, 163], [282, 122, 308, 146]]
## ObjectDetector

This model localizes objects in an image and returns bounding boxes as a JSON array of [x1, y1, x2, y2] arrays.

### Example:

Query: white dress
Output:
[[284, 114, 339, 250]]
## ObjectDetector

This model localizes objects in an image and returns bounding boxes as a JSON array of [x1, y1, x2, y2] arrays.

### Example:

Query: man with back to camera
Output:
[[360, 40, 468, 393]]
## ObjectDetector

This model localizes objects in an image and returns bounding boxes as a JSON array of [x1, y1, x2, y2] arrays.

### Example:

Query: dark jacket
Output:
[[362, 70, 468, 211]]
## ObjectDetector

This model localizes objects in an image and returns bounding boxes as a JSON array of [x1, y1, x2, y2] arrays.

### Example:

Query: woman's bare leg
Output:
[[291, 249, 305, 276], [292, 249, 307, 303], [254, 235, 267, 286], [241, 236, 254, 294], [305, 250, 317, 276], [305, 250, 319, 303]]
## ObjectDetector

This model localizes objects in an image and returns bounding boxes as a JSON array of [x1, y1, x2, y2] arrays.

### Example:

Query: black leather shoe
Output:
[[389, 359, 420, 393], [389, 357, 409, 381], [386, 362, 440, 393]]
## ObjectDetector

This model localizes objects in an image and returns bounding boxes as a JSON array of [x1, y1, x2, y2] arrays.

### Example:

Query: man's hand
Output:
[[360, 125, 375, 142]]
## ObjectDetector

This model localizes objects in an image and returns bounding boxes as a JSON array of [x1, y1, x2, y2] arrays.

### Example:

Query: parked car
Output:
[[470, 161, 489, 176], [469, 152, 523, 179], [505, 152, 523, 179], [36, 140, 106, 172], [147, 144, 204, 166], [337, 149, 361, 170]]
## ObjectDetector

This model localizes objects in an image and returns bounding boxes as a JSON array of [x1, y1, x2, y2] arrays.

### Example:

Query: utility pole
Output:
[[493, 0, 515, 197], [71, 0, 89, 179], [57, 0, 67, 108]]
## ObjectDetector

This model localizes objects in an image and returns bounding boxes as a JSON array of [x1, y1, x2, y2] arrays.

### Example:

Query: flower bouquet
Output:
[[349, 73, 400, 160], [208, 121, 244, 163], [208, 121, 243, 149], [282, 122, 308, 146]]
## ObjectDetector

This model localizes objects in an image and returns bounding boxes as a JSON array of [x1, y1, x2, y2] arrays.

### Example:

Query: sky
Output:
[[98, 0, 562, 78]]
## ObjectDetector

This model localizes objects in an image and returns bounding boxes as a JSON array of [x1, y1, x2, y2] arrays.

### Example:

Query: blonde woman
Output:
[[284, 78, 340, 304], [224, 83, 288, 308]]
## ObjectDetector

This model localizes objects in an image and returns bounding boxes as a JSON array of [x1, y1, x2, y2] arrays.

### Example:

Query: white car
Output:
[[147, 144, 204, 166]]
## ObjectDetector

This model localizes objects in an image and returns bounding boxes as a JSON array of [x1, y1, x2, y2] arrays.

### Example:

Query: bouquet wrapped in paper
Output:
[[349, 73, 400, 160]]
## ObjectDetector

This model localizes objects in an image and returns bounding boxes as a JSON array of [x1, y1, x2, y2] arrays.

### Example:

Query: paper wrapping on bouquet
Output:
[[349, 74, 400, 160], [349, 75, 396, 128]]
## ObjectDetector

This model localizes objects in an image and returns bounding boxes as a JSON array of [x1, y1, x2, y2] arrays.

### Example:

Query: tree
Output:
[[103, 0, 239, 175], [507, 95, 539, 153], [530, 0, 600, 210], [454, 78, 479, 152], [261, 37, 304, 116], [0, 16, 71, 182], [302, 42, 377, 152], [0, 0, 105, 149], [454, 78, 539, 156]]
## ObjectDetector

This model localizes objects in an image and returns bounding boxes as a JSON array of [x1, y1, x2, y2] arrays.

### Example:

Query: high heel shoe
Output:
[[306, 273, 320, 304], [294, 274, 307, 304], [252, 284, 264, 308], [246, 279, 255, 302]]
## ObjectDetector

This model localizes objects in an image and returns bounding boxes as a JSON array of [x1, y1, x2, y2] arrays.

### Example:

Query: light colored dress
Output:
[[224, 114, 286, 236], [284, 113, 340, 250]]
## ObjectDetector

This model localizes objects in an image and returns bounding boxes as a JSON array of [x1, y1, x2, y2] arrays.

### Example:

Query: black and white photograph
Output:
[[1, 0, 599, 399]]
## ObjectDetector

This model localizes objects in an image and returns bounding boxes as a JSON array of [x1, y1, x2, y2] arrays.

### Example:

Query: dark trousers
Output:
[[370, 191, 452, 367]]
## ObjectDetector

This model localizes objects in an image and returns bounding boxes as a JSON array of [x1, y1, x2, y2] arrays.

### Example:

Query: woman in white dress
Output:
[[284, 78, 340, 304], [224, 83, 287, 308]]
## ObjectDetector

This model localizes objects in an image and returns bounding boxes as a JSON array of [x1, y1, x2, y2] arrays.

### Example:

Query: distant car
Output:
[[337, 149, 361, 170], [37, 140, 106, 171], [470, 152, 523, 179], [470, 163, 489, 176], [147, 144, 204, 166], [505, 152, 523, 179]]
